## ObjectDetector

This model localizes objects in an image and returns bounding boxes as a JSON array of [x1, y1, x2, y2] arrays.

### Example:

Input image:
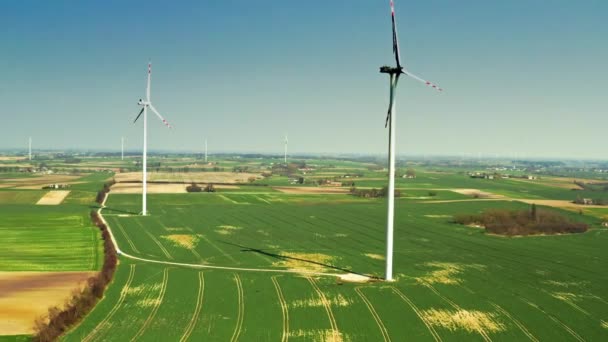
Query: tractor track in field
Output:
[[133, 220, 174, 260], [98, 195, 347, 278], [390, 287, 442, 342], [423, 283, 492, 342], [82, 264, 137, 342], [271, 276, 289, 342], [355, 287, 391, 342], [230, 273, 245, 342], [113, 219, 140, 254], [307, 277, 341, 342], [180, 271, 205, 342], [520, 298, 585, 342], [131, 267, 169, 341], [490, 303, 538, 342]]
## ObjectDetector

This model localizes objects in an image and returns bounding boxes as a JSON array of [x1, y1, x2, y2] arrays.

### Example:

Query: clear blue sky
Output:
[[1, 0, 607, 158]]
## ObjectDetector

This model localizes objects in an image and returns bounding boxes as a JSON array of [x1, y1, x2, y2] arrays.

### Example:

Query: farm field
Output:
[[65, 187, 608, 341], [0, 172, 111, 336]]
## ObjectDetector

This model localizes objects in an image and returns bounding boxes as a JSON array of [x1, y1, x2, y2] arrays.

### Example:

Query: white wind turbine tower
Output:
[[284, 134, 288, 164], [28, 137, 32, 161], [133, 62, 173, 216], [380, 0, 443, 281], [205, 138, 208, 163], [121, 137, 125, 161]]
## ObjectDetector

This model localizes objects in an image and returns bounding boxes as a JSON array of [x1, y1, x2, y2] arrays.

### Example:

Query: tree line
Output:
[[453, 205, 588, 236]]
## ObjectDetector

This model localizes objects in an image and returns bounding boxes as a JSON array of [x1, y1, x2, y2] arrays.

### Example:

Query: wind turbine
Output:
[[133, 62, 173, 216], [205, 138, 208, 163], [284, 134, 288, 164], [121, 137, 125, 161], [380, 0, 442, 281], [28, 137, 32, 161]]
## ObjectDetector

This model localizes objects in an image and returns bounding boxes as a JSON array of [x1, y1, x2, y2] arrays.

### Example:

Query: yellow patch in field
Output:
[[257, 229, 269, 236], [291, 294, 352, 308], [161, 234, 198, 249], [364, 253, 385, 260], [424, 214, 452, 218], [288, 329, 345, 342], [335, 233, 347, 237], [551, 292, 580, 301], [215, 225, 242, 235], [165, 227, 188, 232], [135, 298, 162, 308], [416, 262, 485, 285], [273, 252, 334, 272], [601, 320, 608, 329], [218, 225, 241, 229], [544, 280, 585, 288], [421, 308, 505, 334], [122, 283, 162, 296]]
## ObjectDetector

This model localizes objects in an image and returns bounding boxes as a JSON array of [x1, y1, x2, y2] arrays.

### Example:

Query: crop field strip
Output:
[[0, 206, 102, 272]]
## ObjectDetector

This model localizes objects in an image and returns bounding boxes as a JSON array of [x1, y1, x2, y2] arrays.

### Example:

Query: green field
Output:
[[65, 189, 608, 341], [0, 172, 111, 272]]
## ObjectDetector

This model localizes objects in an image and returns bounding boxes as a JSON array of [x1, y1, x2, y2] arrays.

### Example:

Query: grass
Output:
[[64, 191, 608, 341]]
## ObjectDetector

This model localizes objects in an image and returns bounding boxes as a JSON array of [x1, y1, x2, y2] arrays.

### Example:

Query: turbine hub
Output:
[[380, 66, 402, 74]]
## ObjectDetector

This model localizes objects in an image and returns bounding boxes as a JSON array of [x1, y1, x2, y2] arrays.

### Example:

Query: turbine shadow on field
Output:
[[219, 241, 381, 280], [97, 206, 139, 215]]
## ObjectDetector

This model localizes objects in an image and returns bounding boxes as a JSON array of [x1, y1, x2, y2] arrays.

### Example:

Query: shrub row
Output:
[[95, 179, 116, 204], [33, 211, 118, 341], [453, 208, 588, 236], [349, 186, 401, 198]]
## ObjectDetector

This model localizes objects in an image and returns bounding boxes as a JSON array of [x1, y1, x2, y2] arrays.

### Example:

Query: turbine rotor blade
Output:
[[133, 108, 144, 123], [403, 69, 443, 92], [149, 104, 172, 128], [390, 0, 402, 68], [146, 62, 151, 101]]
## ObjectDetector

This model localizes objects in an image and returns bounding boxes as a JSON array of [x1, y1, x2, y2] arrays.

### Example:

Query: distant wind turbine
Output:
[[28, 137, 32, 161], [205, 138, 208, 163], [121, 137, 125, 161], [133, 62, 173, 216], [380, 0, 443, 281], [284, 134, 288, 164]]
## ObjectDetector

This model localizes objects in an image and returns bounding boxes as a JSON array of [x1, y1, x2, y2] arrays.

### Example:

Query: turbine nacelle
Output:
[[380, 66, 403, 74], [137, 99, 149, 106]]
